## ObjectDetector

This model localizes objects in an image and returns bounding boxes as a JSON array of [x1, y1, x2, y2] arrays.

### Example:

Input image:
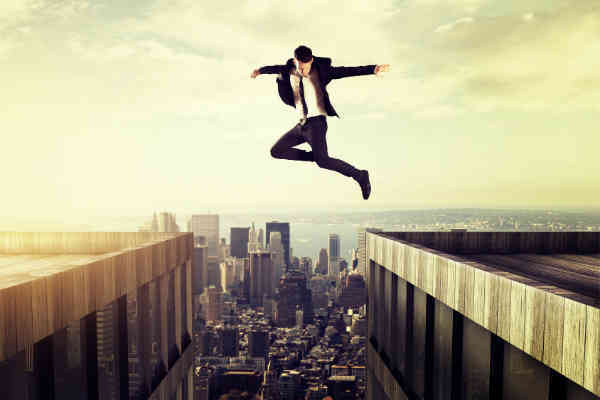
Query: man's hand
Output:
[[251, 69, 260, 79], [374, 64, 390, 76]]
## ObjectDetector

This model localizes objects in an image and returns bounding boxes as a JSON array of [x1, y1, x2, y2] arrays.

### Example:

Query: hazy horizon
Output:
[[2, 0, 598, 218]]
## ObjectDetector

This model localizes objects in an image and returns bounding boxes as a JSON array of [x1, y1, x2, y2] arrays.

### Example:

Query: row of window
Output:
[[368, 261, 597, 400]]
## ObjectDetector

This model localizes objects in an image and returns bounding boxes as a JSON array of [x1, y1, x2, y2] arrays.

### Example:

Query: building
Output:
[[276, 271, 314, 327], [0, 232, 195, 400], [318, 248, 328, 275], [188, 214, 219, 258], [260, 361, 280, 400], [268, 231, 285, 285], [328, 234, 340, 274], [193, 237, 209, 296], [138, 211, 181, 233], [249, 249, 274, 307], [299, 257, 313, 280], [194, 364, 215, 400], [219, 238, 230, 261], [279, 370, 302, 400], [337, 272, 367, 309], [357, 227, 381, 277], [220, 257, 241, 293], [366, 231, 600, 400], [266, 221, 291, 268], [248, 330, 269, 360], [217, 326, 238, 357], [200, 286, 223, 322], [230, 227, 250, 259], [327, 376, 356, 400]]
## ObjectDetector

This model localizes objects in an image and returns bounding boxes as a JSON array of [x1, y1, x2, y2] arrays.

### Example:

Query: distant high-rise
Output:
[[248, 222, 263, 253], [138, 211, 180, 232], [217, 326, 238, 357], [276, 271, 313, 327], [230, 227, 250, 258], [318, 248, 328, 275], [219, 258, 236, 293], [257, 228, 264, 248], [248, 249, 273, 307], [268, 231, 285, 284], [188, 214, 219, 258], [356, 227, 381, 276], [300, 257, 313, 280], [193, 237, 209, 295], [248, 330, 269, 360], [219, 237, 230, 261], [199, 286, 222, 322], [266, 221, 290, 267], [328, 234, 340, 276]]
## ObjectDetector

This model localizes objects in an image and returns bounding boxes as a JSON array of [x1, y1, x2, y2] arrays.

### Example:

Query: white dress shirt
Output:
[[290, 67, 328, 119]]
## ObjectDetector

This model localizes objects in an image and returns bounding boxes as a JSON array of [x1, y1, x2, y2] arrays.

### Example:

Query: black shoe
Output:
[[357, 170, 371, 200]]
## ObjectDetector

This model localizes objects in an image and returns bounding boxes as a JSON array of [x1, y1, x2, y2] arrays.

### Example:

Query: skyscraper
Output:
[[276, 271, 313, 327], [193, 237, 209, 295], [356, 227, 381, 277], [266, 221, 290, 268], [230, 227, 250, 258], [318, 248, 328, 275], [248, 249, 273, 307], [138, 211, 180, 232], [188, 214, 219, 258], [199, 286, 222, 322], [328, 234, 340, 277], [268, 231, 285, 284], [248, 222, 262, 253], [248, 330, 268, 360]]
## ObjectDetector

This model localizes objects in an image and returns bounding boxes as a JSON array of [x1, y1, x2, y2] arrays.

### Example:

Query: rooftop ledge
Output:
[[0, 231, 194, 362]]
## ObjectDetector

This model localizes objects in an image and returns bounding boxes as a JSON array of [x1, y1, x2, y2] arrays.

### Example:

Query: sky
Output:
[[1, 0, 599, 218]]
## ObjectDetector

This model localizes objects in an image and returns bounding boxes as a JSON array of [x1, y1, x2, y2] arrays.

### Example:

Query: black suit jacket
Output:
[[258, 56, 376, 118]]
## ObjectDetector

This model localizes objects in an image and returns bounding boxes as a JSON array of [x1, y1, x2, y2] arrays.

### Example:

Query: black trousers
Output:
[[270, 115, 360, 180]]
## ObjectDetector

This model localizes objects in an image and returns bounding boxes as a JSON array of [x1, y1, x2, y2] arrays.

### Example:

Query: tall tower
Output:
[[230, 227, 250, 258], [268, 232, 284, 285], [318, 248, 328, 275], [188, 214, 219, 258], [260, 361, 280, 400], [357, 227, 381, 277], [248, 249, 273, 307], [328, 233, 340, 277], [266, 221, 290, 268]]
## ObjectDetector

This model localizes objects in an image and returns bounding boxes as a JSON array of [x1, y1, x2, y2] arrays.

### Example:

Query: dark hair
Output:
[[294, 45, 312, 63]]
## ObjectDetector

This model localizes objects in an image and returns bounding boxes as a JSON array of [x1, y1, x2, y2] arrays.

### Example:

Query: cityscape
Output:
[[1, 0, 599, 399], [1, 209, 598, 399]]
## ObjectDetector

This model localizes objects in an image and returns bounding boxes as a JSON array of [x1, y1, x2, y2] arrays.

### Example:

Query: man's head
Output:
[[294, 45, 313, 77]]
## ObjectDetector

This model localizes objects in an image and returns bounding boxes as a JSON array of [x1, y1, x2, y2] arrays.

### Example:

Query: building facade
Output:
[[230, 227, 250, 259], [266, 221, 291, 268], [366, 231, 600, 400], [0, 232, 196, 400], [188, 214, 219, 258], [248, 249, 274, 307]]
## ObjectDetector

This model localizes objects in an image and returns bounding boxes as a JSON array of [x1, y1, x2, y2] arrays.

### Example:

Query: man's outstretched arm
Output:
[[330, 64, 390, 79], [251, 64, 286, 78]]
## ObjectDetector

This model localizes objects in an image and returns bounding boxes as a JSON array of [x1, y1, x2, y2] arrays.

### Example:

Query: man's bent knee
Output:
[[315, 157, 329, 168], [270, 147, 281, 158]]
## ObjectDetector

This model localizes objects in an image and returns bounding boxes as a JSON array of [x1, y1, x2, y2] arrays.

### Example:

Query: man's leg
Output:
[[303, 117, 360, 178], [303, 116, 371, 199], [270, 123, 314, 162]]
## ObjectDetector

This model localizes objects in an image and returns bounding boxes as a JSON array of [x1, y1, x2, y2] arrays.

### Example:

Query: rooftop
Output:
[[380, 231, 599, 307]]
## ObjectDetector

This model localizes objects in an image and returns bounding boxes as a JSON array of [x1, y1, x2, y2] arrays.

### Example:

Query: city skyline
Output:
[[2, 0, 599, 218]]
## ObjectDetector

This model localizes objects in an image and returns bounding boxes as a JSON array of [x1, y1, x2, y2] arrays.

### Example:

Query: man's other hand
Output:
[[374, 64, 390, 76], [251, 69, 260, 79]]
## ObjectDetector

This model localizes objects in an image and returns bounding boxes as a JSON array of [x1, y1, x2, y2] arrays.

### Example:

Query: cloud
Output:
[[434, 17, 474, 32]]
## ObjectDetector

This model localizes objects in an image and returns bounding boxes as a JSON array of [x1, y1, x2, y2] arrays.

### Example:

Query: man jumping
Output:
[[251, 45, 390, 200]]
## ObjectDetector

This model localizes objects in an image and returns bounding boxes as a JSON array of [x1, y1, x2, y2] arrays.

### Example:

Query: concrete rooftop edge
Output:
[[0, 232, 194, 363], [366, 231, 600, 396]]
